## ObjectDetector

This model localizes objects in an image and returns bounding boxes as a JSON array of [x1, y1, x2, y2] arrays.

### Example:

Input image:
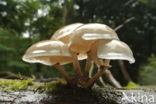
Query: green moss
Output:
[[0, 78, 66, 93], [0, 79, 33, 92], [123, 81, 139, 88], [34, 80, 66, 93]]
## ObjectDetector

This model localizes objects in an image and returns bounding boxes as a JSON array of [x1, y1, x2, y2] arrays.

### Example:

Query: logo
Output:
[[122, 92, 155, 103]]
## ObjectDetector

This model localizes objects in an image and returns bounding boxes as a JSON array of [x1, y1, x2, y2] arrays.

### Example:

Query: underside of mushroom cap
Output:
[[69, 39, 96, 54], [97, 40, 135, 64], [23, 56, 74, 65], [51, 23, 84, 43], [22, 40, 74, 65]]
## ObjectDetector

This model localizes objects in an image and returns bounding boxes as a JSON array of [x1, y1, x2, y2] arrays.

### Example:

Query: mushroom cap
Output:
[[69, 23, 119, 53], [97, 40, 135, 64], [51, 23, 84, 43], [51, 23, 87, 60], [22, 40, 74, 65], [80, 23, 119, 40]]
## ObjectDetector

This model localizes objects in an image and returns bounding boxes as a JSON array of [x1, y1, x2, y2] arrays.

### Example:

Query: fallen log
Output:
[[0, 79, 156, 104]]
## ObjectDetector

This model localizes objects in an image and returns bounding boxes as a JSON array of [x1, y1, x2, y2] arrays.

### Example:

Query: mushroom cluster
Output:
[[22, 23, 135, 88]]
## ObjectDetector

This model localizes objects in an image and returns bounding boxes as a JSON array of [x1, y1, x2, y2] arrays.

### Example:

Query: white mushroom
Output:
[[68, 23, 119, 81], [22, 40, 73, 83], [51, 23, 87, 60], [69, 23, 119, 54], [51, 23, 85, 79], [97, 40, 135, 64], [22, 22, 136, 88], [85, 40, 135, 88], [51, 23, 83, 44]]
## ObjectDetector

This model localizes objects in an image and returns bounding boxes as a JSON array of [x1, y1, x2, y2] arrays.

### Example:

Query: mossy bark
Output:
[[0, 79, 156, 104]]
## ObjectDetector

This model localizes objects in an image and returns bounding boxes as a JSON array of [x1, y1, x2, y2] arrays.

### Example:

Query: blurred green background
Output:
[[0, 0, 156, 86]]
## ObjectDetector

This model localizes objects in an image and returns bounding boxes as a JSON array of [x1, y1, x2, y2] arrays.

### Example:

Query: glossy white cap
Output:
[[22, 40, 74, 65], [97, 40, 135, 64]]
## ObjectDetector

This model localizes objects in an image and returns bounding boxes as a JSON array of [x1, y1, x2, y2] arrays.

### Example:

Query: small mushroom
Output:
[[51, 23, 87, 60], [51, 23, 83, 44], [69, 23, 120, 81], [84, 40, 135, 88], [22, 40, 73, 83], [97, 40, 135, 64], [69, 23, 119, 54], [50, 23, 85, 79]]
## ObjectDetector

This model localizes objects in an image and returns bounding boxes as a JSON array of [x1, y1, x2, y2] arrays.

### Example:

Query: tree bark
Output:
[[0, 87, 156, 104]]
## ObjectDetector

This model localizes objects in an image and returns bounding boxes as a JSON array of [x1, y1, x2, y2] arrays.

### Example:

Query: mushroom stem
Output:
[[70, 51, 83, 78], [54, 64, 72, 83], [73, 60, 83, 77], [100, 59, 112, 68], [84, 59, 111, 88], [103, 69, 122, 88], [99, 76, 105, 86], [89, 63, 94, 78], [84, 52, 92, 78], [84, 65, 106, 88], [98, 59, 121, 88]]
